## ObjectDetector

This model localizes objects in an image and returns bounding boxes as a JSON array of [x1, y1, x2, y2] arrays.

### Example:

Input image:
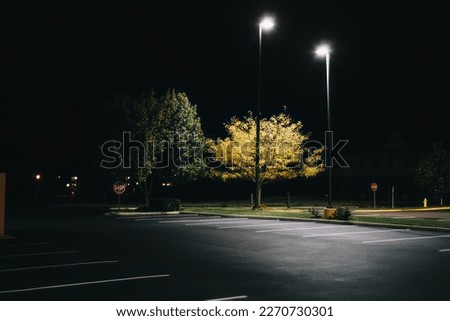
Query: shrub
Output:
[[334, 207, 351, 220], [137, 198, 181, 212], [309, 207, 321, 218]]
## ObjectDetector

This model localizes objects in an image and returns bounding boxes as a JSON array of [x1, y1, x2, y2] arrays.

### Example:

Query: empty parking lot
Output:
[[1, 208, 449, 300]]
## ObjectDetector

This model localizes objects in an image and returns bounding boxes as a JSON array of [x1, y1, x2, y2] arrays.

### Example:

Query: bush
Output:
[[309, 207, 321, 218], [334, 207, 351, 220], [137, 198, 181, 212]]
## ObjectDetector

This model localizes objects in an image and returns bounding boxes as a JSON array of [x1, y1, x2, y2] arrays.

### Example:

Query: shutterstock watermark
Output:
[[99, 131, 349, 170], [324, 131, 349, 168]]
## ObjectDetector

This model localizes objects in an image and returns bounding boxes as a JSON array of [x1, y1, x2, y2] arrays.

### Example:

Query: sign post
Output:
[[0, 173, 5, 237], [113, 181, 127, 210], [392, 186, 395, 209], [371, 183, 378, 208]]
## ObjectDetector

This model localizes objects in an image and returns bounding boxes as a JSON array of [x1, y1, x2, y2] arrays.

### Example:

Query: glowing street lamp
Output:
[[254, 16, 275, 209], [315, 43, 333, 208], [260, 17, 275, 31], [315, 44, 331, 58]]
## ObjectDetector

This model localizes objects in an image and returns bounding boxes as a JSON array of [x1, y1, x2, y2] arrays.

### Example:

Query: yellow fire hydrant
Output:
[[423, 198, 427, 208]]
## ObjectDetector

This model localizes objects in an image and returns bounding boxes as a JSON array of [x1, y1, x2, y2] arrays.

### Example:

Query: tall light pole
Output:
[[254, 16, 275, 210], [315, 44, 333, 208]]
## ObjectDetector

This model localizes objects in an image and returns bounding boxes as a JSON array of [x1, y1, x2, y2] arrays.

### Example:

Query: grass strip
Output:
[[183, 206, 450, 230]]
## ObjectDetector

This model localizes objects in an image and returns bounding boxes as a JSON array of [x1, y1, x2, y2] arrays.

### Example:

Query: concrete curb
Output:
[[182, 211, 450, 233]]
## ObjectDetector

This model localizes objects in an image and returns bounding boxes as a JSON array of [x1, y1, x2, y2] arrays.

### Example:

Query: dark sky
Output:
[[1, 0, 449, 174]]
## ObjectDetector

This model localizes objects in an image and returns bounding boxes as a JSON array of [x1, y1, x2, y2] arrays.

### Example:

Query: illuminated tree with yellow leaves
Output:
[[207, 111, 324, 205]]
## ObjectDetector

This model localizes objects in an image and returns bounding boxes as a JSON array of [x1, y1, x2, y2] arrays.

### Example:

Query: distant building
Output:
[[333, 132, 423, 205]]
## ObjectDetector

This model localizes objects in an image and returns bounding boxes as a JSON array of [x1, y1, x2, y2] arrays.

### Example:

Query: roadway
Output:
[[1, 208, 449, 300]]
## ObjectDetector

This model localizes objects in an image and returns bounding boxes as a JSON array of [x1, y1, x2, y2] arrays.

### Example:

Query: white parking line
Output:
[[157, 218, 227, 224], [0, 260, 119, 273], [0, 250, 78, 258], [255, 225, 352, 233], [206, 295, 248, 301], [0, 274, 170, 294], [303, 229, 408, 238], [0, 242, 51, 247], [137, 216, 214, 222], [217, 222, 282, 229], [122, 214, 199, 220], [363, 234, 450, 244], [186, 219, 247, 226], [438, 249, 450, 252]]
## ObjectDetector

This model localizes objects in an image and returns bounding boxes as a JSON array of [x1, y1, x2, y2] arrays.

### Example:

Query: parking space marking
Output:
[[255, 225, 352, 233], [303, 229, 408, 238], [0, 274, 170, 294], [186, 219, 247, 226], [0, 250, 78, 258], [0, 242, 51, 247], [138, 216, 216, 222], [121, 214, 199, 220], [217, 222, 283, 229], [206, 295, 248, 301], [363, 234, 450, 244], [438, 249, 450, 252], [0, 260, 119, 273], [157, 218, 227, 224]]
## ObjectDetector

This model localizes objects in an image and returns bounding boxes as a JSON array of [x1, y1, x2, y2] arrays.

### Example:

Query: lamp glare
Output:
[[260, 17, 275, 30]]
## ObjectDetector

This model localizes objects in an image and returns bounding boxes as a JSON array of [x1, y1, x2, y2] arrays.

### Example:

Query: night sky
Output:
[[1, 0, 449, 176]]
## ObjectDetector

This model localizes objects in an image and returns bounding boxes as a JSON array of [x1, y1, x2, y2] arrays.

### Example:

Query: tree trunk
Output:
[[253, 181, 262, 210], [144, 180, 149, 208], [144, 175, 154, 208]]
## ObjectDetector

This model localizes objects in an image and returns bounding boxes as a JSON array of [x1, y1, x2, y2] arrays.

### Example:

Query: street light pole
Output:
[[325, 51, 332, 208], [315, 44, 333, 208], [254, 16, 274, 210]]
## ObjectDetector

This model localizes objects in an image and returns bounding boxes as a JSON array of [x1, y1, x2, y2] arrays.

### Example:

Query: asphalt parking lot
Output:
[[1, 209, 449, 300]]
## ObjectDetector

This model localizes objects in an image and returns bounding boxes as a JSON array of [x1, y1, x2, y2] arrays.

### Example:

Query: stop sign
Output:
[[113, 181, 127, 195], [371, 182, 378, 192]]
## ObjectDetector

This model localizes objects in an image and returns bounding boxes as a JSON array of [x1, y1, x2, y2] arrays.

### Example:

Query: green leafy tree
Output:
[[415, 140, 450, 205], [157, 90, 206, 182], [121, 90, 205, 207], [207, 111, 324, 206]]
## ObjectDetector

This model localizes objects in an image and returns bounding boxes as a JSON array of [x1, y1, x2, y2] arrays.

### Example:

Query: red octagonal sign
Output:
[[371, 182, 378, 192], [113, 181, 127, 195]]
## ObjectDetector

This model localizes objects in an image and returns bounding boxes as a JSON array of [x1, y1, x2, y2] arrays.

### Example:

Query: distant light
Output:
[[57, 176, 61, 179], [72, 176, 78, 181], [66, 183, 70, 188], [260, 16, 275, 31], [35, 174, 41, 180], [315, 44, 331, 57]]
